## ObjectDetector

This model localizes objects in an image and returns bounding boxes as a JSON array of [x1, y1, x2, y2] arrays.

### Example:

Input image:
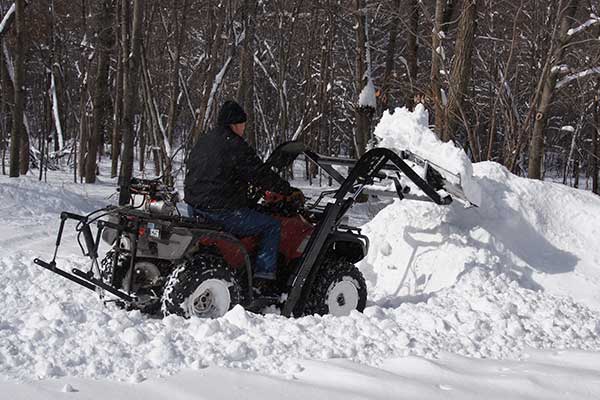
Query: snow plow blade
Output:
[[303, 148, 477, 207]]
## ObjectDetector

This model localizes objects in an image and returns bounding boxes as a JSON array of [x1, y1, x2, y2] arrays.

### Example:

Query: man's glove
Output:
[[287, 188, 305, 208]]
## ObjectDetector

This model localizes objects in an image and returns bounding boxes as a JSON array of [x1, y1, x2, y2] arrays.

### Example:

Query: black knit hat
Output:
[[217, 100, 247, 126]]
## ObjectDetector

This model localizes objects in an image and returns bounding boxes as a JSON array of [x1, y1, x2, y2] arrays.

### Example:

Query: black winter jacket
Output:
[[184, 126, 291, 210]]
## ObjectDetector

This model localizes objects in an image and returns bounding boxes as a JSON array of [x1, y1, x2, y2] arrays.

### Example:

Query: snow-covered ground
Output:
[[2, 106, 600, 398]]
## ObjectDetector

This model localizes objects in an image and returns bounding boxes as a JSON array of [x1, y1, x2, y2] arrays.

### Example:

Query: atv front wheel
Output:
[[161, 254, 242, 318], [304, 260, 367, 316]]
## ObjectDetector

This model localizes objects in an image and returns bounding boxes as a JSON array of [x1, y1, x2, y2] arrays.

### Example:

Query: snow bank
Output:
[[363, 106, 600, 311]]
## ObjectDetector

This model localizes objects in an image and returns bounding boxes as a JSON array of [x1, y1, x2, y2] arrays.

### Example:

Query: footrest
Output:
[[245, 296, 280, 313]]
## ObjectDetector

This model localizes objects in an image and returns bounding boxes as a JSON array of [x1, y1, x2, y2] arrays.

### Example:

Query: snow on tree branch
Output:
[[556, 67, 600, 88], [0, 3, 15, 35], [202, 56, 232, 130], [567, 14, 600, 36]]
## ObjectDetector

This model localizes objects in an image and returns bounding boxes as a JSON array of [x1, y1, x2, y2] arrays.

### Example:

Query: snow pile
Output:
[[363, 106, 600, 311], [373, 104, 482, 206]]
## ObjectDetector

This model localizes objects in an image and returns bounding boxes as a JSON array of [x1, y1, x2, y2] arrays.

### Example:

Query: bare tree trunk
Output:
[[353, 0, 372, 157], [87, 0, 114, 183], [444, 0, 478, 154], [111, 48, 123, 176], [1, 46, 11, 175], [528, 0, 579, 179], [9, 0, 24, 178], [593, 92, 599, 194], [112, 0, 127, 179], [78, 95, 88, 182], [40, 73, 51, 181], [237, 0, 258, 148], [573, 152, 580, 188], [73, 0, 87, 183], [140, 50, 170, 178], [19, 117, 28, 175], [146, 116, 161, 176], [190, 4, 227, 142], [119, 0, 144, 205], [138, 114, 146, 172], [406, 0, 419, 110], [430, 0, 446, 139], [165, 0, 188, 148], [380, 0, 400, 111]]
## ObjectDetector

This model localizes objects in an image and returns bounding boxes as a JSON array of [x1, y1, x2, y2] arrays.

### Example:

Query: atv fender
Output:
[[325, 231, 369, 263]]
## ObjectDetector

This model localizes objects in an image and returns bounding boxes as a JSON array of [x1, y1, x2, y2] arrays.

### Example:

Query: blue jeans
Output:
[[188, 206, 281, 280]]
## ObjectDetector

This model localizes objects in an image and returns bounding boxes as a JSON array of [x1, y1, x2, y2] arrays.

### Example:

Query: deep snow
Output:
[[1, 106, 600, 398]]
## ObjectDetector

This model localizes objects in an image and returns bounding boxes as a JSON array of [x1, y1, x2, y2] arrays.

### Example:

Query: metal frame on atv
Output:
[[34, 142, 467, 318]]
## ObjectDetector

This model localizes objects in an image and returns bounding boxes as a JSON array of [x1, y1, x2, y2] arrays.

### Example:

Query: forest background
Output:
[[1, 0, 599, 195]]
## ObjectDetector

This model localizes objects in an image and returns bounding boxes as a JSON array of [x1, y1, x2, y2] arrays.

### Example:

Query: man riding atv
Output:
[[185, 100, 303, 286], [34, 100, 468, 318]]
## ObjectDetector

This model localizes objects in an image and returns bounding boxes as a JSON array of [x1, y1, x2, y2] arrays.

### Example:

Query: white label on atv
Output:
[[150, 228, 160, 239]]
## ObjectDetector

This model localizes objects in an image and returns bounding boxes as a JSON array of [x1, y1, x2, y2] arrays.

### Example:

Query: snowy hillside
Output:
[[2, 107, 600, 398]]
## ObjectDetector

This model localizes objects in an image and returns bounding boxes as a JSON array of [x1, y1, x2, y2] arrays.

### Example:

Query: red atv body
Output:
[[198, 198, 313, 270]]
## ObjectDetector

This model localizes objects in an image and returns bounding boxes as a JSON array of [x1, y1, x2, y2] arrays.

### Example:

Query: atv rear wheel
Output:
[[161, 254, 242, 318], [303, 260, 367, 316]]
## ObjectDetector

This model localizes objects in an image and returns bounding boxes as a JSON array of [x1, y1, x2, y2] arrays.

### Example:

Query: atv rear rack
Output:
[[33, 210, 139, 303], [33, 205, 257, 308]]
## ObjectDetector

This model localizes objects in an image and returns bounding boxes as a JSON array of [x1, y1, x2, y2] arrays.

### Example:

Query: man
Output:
[[185, 100, 295, 282]]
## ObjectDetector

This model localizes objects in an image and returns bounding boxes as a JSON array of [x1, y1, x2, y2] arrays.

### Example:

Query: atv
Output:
[[34, 142, 473, 318]]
